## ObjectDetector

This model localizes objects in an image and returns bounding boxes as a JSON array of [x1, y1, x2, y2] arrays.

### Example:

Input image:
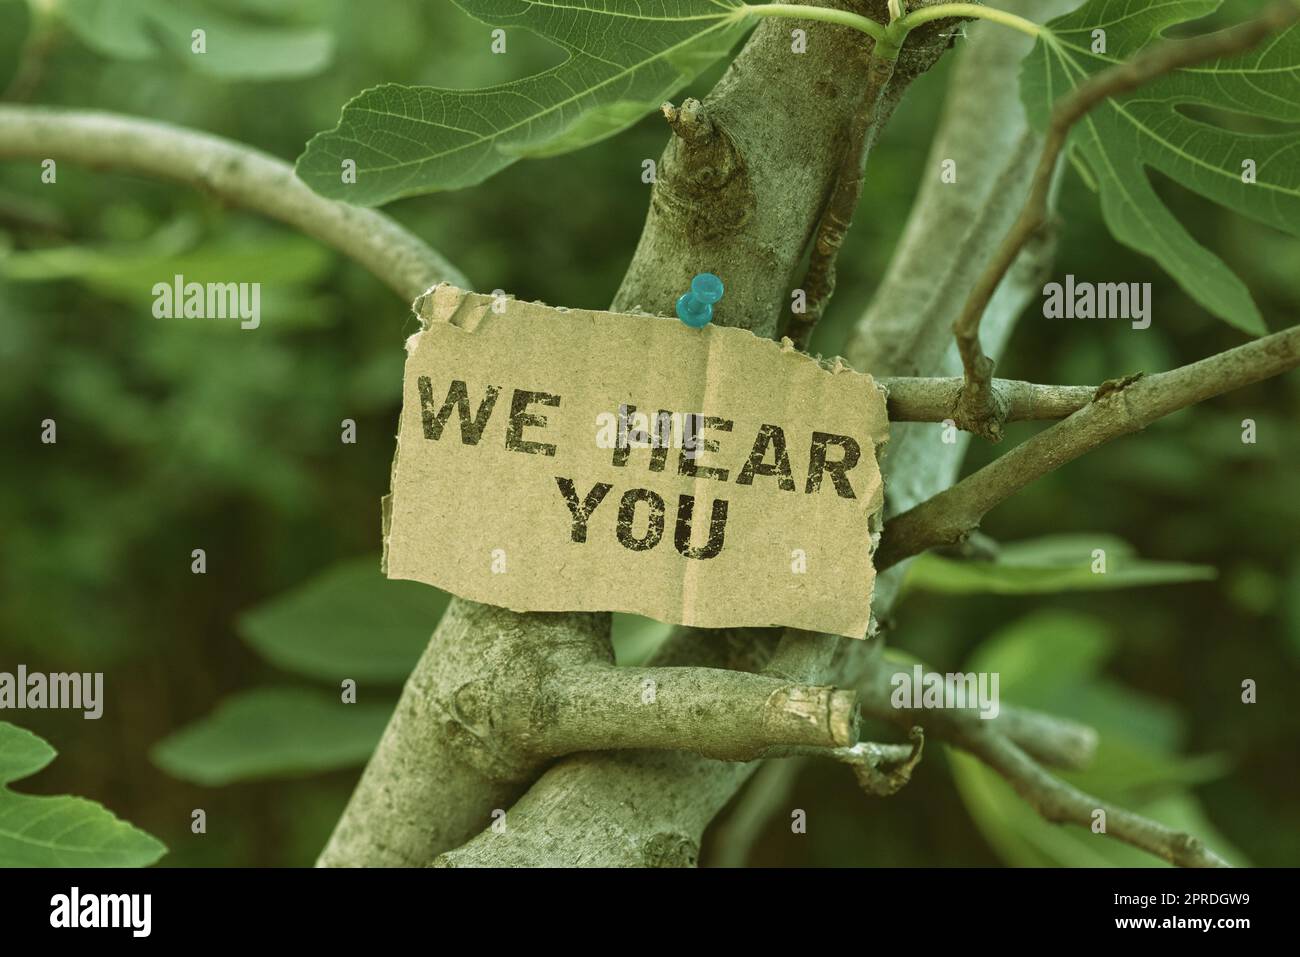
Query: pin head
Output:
[[676, 272, 724, 328], [690, 272, 724, 304]]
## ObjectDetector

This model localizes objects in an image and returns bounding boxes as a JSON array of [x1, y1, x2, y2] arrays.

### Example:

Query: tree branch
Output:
[[951, 0, 1300, 440], [317, 620, 856, 864], [434, 749, 754, 868], [879, 375, 1094, 423], [988, 705, 1097, 772], [858, 656, 1098, 771], [322, 654, 861, 866], [527, 666, 859, 760], [959, 728, 1228, 867], [613, 0, 954, 336], [772, 725, 926, 797], [0, 106, 469, 301], [792, 50, 896, 348], [878, 324, 1300, 569], [318, 608, 611, 868], [949, 128, 1045, 439]]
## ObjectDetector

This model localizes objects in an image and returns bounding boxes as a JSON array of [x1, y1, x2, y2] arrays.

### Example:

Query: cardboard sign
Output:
[[382, 285, 889, 638]]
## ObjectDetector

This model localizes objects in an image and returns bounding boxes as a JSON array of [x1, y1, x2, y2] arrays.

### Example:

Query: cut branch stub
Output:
[[762, 684, 861, 752], [655, 97, 753, 244]]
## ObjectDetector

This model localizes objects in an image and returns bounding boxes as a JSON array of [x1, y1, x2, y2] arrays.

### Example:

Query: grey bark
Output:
[[877, 376, 1096, 424], [318, 606, 610, 868]]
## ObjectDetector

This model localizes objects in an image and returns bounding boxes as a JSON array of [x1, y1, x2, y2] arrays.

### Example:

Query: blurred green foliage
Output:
[[58, 0, 334, 79], [905, 534, 1215, 595], [1, 0, 1296, 867]]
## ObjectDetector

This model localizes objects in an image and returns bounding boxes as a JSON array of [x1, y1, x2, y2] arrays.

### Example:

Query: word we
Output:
[[0, 666, 102, 719], [50, 887, 150, 938], [152, 274, 260, 329], [1042, 274, 1151, 329], [890, 665, 1000, 720]]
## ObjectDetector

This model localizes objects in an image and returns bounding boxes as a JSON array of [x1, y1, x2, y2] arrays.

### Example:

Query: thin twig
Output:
[[792, 52, 896, 349], [951, 0, 1300, 440], [859, 660, 1098, 771], [0, 106, 469, 301], [857, 659, 1225, 866], [879, 323, 1300, 569], [891, 3, 1043, 44], [759, 728, 927, 796], [879, 375, 1096, 423], [843, 726, 925, 797], [958, 728, 1229, 867]]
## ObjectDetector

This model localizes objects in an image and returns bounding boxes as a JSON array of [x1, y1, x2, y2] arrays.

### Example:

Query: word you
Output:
[[152, 274, 260, 330], [50, 887, 150, 938], [0, 666, 102, 719], [1042, 274, 1151, 330], [890, 665, 1000, 720]]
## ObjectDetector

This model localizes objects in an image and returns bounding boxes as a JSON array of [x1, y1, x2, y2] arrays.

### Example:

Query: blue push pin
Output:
[[676, 272, 724, 328]]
